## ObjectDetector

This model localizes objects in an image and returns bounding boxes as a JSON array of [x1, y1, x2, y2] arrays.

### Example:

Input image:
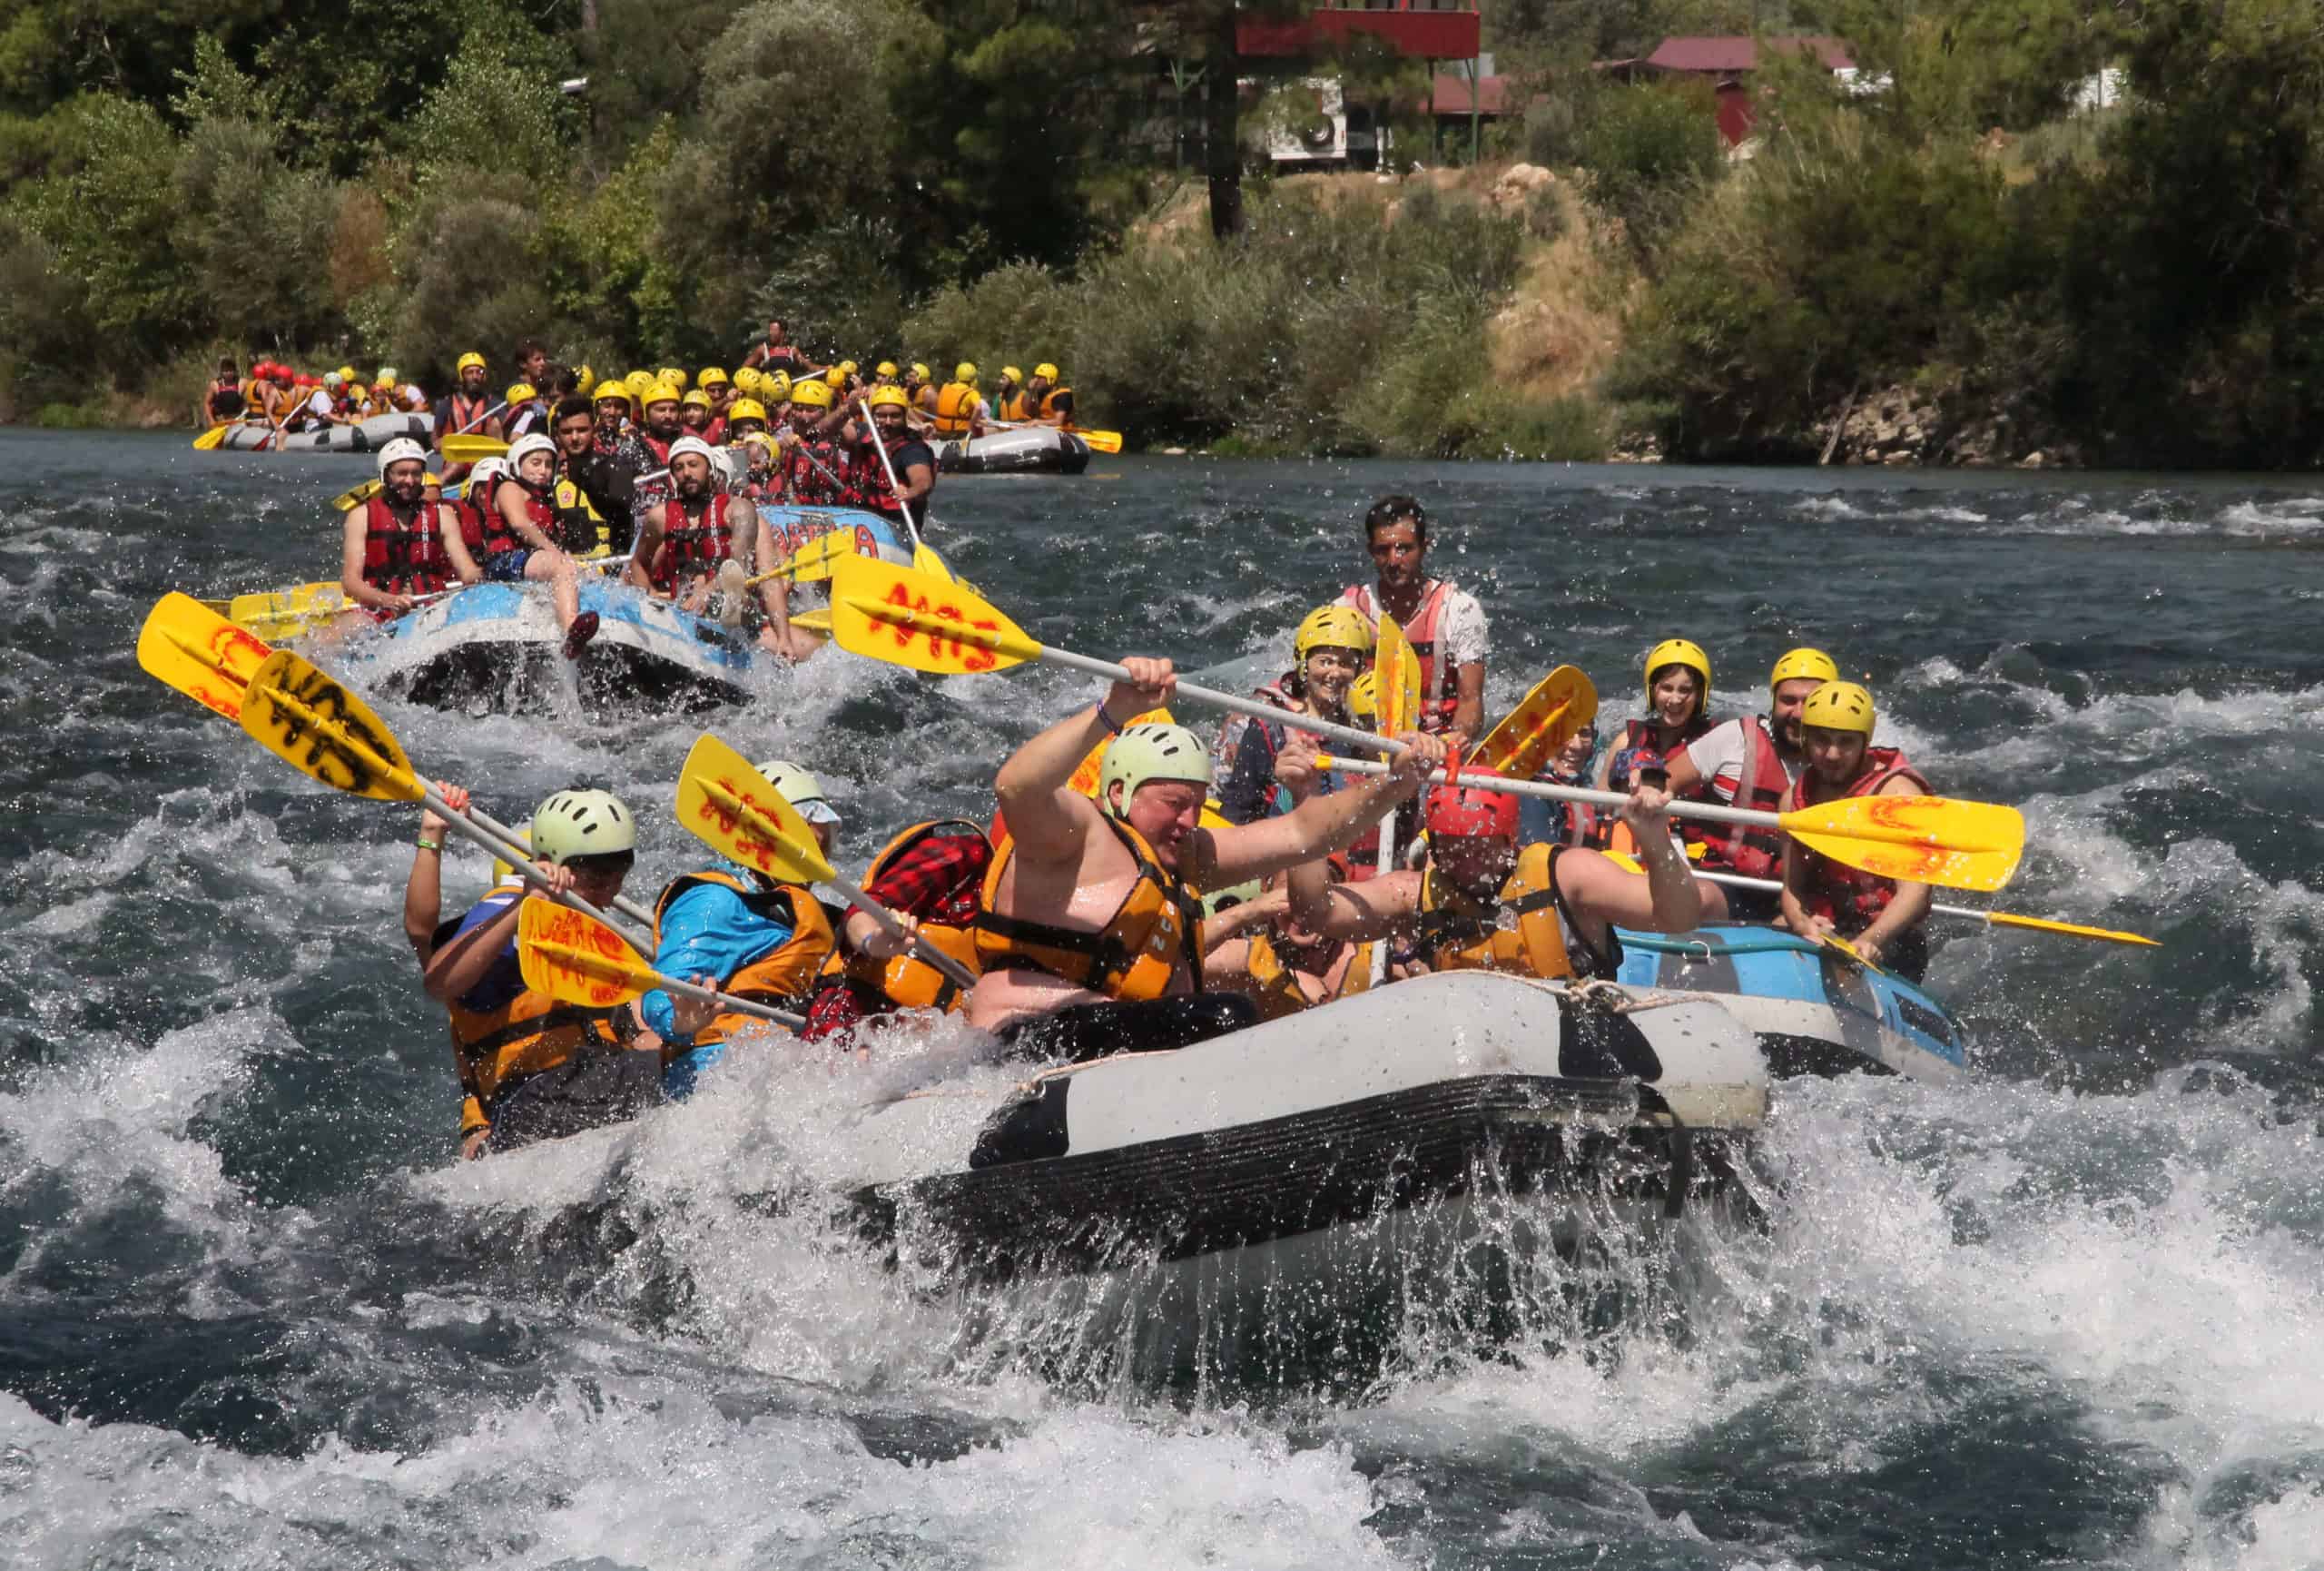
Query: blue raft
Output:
[[1612, 923, 1968, 1082], [344, 579, 765, 713]]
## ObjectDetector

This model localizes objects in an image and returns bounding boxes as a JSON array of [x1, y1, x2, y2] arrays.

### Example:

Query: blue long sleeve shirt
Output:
[[645, 874, 795, 1093]]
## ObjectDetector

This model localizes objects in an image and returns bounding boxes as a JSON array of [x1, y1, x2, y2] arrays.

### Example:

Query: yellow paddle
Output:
[[517, 897, 802, 1028], [1366, 613, 1423, 980], [438, 434, 508, 464], [990, 418, 1124, 454], [1472, 667, 1599, 778], [135, 595, 663, 931], [676, 732, 979, 992], [817, 561, 2029, 894], [745, 527, 864, 587], [1608, 857, 2158, 946], [192, 424, 233, 451], [331, 479, 383, 511]]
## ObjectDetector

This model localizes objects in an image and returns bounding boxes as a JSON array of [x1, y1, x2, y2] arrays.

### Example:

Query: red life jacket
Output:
[[486, 479, 554, 558], [783, 438, 849, 506], [651, 492, 734, 591], [1340, 580, 1464, 733], [1690, 716, 1794, 880], [359, 496, 453, 596], [639, 431, 675, 468], [456, 496, 490, 555], [1785, 746, 1931, 932]]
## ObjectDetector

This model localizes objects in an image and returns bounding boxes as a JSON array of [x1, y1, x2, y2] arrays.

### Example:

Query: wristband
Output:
[[1093, 702, 1124, 736], [416, 837, 443, 853]]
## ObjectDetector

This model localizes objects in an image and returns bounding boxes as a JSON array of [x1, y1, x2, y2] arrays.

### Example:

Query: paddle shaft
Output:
[[1321, 752, 1862, 838], [448, 399, 509, 439], [855, 400, 927, 552], [823, 880, 980, 992], [1661, 865, 2085, 933]]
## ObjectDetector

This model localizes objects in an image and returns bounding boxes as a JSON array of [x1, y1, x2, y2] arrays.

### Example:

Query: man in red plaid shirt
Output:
[[803, 820, 991, 1040]]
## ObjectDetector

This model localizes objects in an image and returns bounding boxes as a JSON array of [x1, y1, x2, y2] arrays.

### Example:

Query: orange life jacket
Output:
[[975, 816, 1204, 1003], [652, 870, 836, 1043], [1242, 930, 1373, 1020], [1785, 747, 1930, 933], [1413, 843, 1613, 981], [931, 382, 980, 437]]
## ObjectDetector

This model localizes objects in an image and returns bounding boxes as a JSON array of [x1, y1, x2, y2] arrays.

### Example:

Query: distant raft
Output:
[[212, 413, 433, 453], [935, 426, 1090, 476]]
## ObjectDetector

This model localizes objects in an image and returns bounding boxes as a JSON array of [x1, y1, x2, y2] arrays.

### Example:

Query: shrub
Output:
[[1573, 80, 1723, 252]]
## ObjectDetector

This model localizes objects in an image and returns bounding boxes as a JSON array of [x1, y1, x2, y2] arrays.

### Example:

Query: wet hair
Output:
[[553, 395, 595, 426], [1364, 494, 1428, 546], [217, 356, 238, 374]]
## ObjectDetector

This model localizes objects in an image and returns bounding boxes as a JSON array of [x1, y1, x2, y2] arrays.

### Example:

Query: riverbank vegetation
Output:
[[1, 0, 2320, 466]]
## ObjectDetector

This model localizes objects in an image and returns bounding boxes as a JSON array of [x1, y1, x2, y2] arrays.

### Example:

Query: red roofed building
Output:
[[1237, 2, 1482, 63], [1622, 35, 1856, 145]]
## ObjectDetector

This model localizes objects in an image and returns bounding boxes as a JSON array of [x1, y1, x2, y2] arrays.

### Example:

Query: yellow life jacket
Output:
[[931, 382, 980, 437], [1414, 843, 1608, 981], [447, 979, 620, 1121], [553, 475, 608, 557], [653, 870, 836, 1043], [1243, 930, 1374, 1021], [975, 816, 1204, 1003], [813, 819, 988, 1013]]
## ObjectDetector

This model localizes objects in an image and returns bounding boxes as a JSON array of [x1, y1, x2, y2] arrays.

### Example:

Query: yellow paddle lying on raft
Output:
[[517, 898, 803, 1029], [675, 732, 980, 993], [133, 593, 663, 934], [1603, 857, 2159, 946], [438, 433, 509, 465], [823, 558, 2029, 894], [987, 419, 1125, 455]]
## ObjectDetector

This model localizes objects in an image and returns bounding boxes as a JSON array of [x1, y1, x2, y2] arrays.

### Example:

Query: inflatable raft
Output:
[[1612, 923, 1967, 1081], [753, 504, 914, 567], [212, 413, 433, 453], [341, 578, 763, 712], [848, 972, 1766, 1367], [934, 427, 1090, 476]]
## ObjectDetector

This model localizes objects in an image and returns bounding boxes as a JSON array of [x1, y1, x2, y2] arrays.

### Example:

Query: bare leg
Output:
[[527, 549, 597, 657]]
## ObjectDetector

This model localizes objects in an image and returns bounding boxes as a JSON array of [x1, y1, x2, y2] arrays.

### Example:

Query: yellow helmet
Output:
[[1000, 365, 1023, 385], [734, 366, 763, 394], [1643, 637, 1711, 720], [375, 371, 397, 390], [1294, 605, 1376, 665], [456, 351, 487, 374], [866, 384, 911, 411], [625, 370, 653, 393], [910, 362, 931, 382], [727, 398, 768, 424], [1769, 647, 1839, 690], [337, 364, 358, 382], [1349, 670, 1380, 726], [682, 388, 713, 409], [1800, 680, 1876, 736], [643, 380, 681, 407], [952, 361, 978, 384], [659, 366, 687, 389], [839, 359, 858, 376], [1034, 361, 1059, 380], [875, 360, 899, 378], [594, 381, 634, 410], [505, 382, 537, 404], [573, 363, 596, 395], [764, 370, 793, 398], [789, 377, 833, 410], [823, 366, 846, 389], [699, 366, 729, 388]]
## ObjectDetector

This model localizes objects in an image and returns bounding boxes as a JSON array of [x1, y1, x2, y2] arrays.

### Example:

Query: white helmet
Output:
[[376, 436, 428, 482], [753, 758, 840, 825], [668, 434, 719, 466], [506, 432, 556, 475], [464, 456, 505, 498], [530, 789, 635, 864], [1098, 723, 1211, 819]]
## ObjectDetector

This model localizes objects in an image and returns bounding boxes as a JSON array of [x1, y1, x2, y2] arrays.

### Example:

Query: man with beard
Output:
[[838, 385, 936, 532], [776, 377, 851, 505], [550, 396, 635, 556], [635, 380, 684, 467], [1285, 766, 1707, 984], [1663, 646, 1837, 922], [334, 438, 483, 631], [741, 317, 817, 379], [631, 436, 768, 621], [1022, 362, 1075, 429], [433, 352, 499, 448]]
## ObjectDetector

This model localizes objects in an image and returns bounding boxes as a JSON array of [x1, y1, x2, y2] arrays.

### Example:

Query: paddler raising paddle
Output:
[[969, 659, 1449, 1059], [1336, 494, 1487, 741], [1778, 681, 1935, 979], [1664, 646, 1837, 921], [334, 438, 483, 633]]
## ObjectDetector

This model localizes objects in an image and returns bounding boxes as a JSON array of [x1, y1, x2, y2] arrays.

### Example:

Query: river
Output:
[[4, 430, 2322, 1567]]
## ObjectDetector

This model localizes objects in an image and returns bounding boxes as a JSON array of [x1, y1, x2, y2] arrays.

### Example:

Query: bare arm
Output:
[[627, 503, 666, 592], [1452, 662, 1485, 743], [497, 487, 557, 552], [725, 497, 758, 574], [1287, 866, 1423, 944], [403, 784, 469, 963], [1549, 787, 1706, 950], [1193, 739, 1442, 890], [436, 503, 483, 585]]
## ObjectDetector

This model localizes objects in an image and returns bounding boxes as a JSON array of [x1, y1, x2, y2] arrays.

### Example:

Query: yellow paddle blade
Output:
[[676, 732, 838, 885], [1473, 666, 1599, 778], [438, 434, 507, 464], [1986, 910, 2160, 946], [229, 582, 348, 640], [138, 592, 276, 719], [789, 607, 832, 638], [1787, 795, 2024, 894], [1809, 930, 1888, 974], [767, 527, 866, 585], [828, 556, 1041, 675], [333, 479, 383, 512], [1074, 429, 1124, 454], [911, 541, 955, 581], [1068, 707, 1171, 797], [238, 649, 422, 802], [1373, 612, 1422, 738], [192, 425, 229, 451], [517, 898, 656, 1010]]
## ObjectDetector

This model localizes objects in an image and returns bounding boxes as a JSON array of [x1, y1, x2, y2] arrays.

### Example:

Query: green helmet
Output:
[[1201, 876, 1263, 917], [531, 789, 636, 864], [1098, 723, 1212, 818]]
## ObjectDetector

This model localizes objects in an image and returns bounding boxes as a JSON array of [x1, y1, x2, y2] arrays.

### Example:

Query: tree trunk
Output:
[[1203, 4, 1244, 237]]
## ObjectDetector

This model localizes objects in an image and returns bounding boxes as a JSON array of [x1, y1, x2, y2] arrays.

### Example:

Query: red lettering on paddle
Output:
[[876, 581, 1000, 672]]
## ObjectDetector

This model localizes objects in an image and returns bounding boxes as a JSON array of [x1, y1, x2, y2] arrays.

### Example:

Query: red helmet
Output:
[[1425, 766, 1520, 839]]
